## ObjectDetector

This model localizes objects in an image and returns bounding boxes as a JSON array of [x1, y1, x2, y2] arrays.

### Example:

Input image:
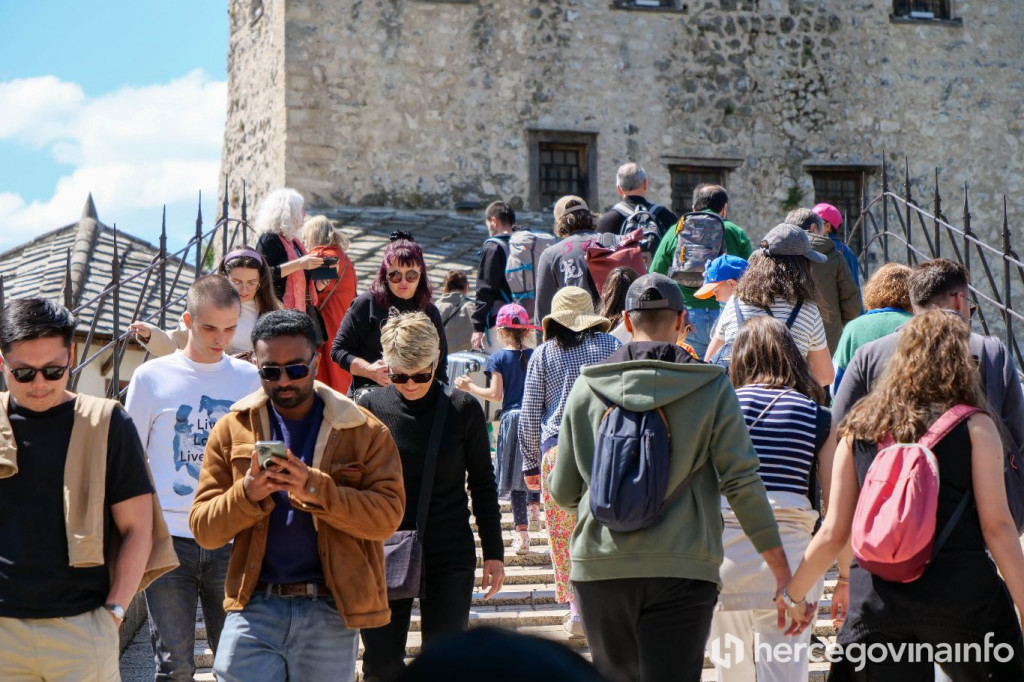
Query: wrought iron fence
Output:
[[848, 158, 1024, 381], [0, 177, 251, 399]]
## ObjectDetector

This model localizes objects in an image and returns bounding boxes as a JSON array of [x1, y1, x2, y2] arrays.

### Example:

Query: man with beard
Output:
[[190, 309, 404, 681]]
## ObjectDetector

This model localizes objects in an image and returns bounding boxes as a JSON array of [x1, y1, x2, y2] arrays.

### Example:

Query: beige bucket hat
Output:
[[541, 286, 611, 337]]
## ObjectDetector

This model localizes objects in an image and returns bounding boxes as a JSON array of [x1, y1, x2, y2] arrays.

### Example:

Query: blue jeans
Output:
[[686, 307, 721, 360], [146, 535, 231, 681], [213, 591, 359, 682]]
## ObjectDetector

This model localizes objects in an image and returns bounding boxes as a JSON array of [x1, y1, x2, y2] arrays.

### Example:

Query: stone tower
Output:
[[223, 0, 1024, 240]]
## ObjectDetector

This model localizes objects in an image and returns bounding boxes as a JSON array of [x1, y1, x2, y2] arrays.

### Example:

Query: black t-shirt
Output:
[[0, 397, 154, 618]]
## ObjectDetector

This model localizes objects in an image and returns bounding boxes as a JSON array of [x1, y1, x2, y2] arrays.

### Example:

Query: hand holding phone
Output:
[[256, 440, 287, 470]]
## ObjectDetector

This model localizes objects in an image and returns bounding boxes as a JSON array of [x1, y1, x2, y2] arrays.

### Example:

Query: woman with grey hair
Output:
[[254, 188, 324, 309], [358, 311, 504, 682]]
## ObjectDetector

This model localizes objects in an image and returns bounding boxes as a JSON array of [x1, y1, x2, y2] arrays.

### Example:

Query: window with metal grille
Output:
[[537, 143, 589, 210], [810, 170, 865, 253], [892, 0, 952, 20], [669, 166, 727, 216]]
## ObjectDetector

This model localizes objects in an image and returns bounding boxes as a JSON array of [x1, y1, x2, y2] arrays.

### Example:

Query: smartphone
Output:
[[309, 266, 339, 281], [321, 256, 339, 266], [256, 440, 286, 469]]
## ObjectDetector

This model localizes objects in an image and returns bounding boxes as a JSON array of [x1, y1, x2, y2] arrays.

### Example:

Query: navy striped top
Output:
[[736, 385, 822, 496]]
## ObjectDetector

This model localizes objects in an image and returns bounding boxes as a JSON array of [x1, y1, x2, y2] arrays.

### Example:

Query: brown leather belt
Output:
[[254, 581, 329, 598]]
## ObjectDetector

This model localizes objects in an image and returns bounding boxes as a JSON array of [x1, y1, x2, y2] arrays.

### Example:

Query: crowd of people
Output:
[[3, 162, 1024, 682]]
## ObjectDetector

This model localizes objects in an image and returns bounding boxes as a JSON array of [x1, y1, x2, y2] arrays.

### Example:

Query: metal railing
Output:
[[0, 177, 251, 400], [848, 158, 1024, 380]]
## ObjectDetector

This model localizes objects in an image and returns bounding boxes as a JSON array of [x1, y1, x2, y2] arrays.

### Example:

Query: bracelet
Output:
[[836, 576, 850, 584]]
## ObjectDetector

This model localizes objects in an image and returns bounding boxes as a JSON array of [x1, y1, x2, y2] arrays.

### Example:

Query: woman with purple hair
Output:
[[331, 238, 449, 398]]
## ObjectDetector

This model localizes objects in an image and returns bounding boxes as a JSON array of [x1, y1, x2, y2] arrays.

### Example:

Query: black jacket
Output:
[[331, 292, 450, 393], [596, 196, 679, 237], [473, 234, 513, 332]]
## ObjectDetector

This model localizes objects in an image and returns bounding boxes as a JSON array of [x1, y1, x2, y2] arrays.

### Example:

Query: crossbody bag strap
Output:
[[316, 259, 348, 311], [750, 389, 794, 430], [415, 384, 451, 535]]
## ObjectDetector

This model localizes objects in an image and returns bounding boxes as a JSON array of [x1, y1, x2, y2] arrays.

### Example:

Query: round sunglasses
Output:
[[387, 270, 421, 284]]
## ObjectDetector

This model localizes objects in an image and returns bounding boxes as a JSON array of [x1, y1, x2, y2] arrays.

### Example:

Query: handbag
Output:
[[382, 384, 450, 600], [305, 285, 328, 347]]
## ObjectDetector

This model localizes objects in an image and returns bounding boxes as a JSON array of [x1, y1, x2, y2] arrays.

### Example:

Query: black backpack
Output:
[[613, 202, 664, 266]]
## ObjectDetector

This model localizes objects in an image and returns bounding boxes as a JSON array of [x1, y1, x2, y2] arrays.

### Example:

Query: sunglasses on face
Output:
[[257, 357, 315, 382], [2, 358, 71, 383], [387, 270, 421, 284], [388, 365, 434, 384]]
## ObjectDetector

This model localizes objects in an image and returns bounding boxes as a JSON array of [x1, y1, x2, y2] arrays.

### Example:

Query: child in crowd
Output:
[[456, 303, 541, 554], [693, 253, 749, 306]]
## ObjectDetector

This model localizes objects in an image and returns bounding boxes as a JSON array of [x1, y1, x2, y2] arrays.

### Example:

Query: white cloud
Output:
[[0, 70, 226, 250]]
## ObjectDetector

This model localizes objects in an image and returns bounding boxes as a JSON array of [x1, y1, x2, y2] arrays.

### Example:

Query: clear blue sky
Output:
[[0, 1, 228, 247]]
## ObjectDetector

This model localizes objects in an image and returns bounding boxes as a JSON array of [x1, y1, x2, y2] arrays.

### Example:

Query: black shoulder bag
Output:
[[382, 384, 450, 600]]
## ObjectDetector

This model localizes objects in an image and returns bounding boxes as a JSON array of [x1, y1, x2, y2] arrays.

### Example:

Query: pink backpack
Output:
[[851, 405, 980, 583]]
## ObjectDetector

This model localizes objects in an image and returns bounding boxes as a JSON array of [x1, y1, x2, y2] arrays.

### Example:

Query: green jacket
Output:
[[547, 359, 782, 587], [650, 211, 754, 310]]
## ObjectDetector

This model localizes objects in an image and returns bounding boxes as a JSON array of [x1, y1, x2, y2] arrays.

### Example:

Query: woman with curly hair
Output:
[[831, 262, 913, 394], [782, 310, 1024, 680], [331, 238, 449, 398], [705, 223, 834, 386], [254, 188, 324, 310]]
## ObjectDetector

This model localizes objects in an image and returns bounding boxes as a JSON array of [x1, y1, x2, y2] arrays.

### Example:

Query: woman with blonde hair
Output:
[[254, 188, 324, 310], [518, 286, 620, 636], [357, 311, 504, 681], [302, 215, 357, 393], [831, 262, 913, 394], [782, 310, 1024, 680]]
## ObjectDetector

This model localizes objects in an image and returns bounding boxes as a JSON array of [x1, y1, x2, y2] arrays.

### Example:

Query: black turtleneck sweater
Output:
[[331, 291, 450, 393], [359, 383, 503, 569]]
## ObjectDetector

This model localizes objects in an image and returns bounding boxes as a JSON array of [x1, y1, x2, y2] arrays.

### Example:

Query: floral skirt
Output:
[[541, 446, 575, 604]]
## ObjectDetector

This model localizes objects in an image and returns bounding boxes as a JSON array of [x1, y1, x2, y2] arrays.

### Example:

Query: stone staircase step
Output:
[[477, 533, 550, 549], [475, 564, 556, 586], [478, 547, 553, 567]]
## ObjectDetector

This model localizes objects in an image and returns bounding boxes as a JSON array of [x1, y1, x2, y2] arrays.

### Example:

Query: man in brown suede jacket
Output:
[[190, 309, 405, 681]]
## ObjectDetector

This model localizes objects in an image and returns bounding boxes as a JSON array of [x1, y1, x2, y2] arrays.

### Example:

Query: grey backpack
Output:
[[668, 212, 727, 288]]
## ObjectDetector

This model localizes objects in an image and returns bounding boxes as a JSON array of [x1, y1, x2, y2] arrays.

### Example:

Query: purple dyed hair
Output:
[[369, 239, 433, 309]]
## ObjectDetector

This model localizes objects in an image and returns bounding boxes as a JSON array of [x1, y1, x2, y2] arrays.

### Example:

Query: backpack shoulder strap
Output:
[[612, 202, 633, 218], [783, 300, 804, 329], [918, 405, 982, 450], [732, 296, 745, 325]]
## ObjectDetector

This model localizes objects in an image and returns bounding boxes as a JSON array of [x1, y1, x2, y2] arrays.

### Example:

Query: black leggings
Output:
[[360, 565, 475, 682], [510, 490, 541, 528]]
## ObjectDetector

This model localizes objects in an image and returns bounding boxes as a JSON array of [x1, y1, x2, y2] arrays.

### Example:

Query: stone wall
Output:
[[222, 0, 289, 229], [223, 0, 1024, 246]]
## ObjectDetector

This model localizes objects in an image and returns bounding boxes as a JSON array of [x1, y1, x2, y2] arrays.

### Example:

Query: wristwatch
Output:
[[782, 589, 806, 609], [104, 603, 126, 620]]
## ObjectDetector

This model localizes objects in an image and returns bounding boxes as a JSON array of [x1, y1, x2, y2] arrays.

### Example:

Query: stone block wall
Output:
[[223, 0, 1024, 247]]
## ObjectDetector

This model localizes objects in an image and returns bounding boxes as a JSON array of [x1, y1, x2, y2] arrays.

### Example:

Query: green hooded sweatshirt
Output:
[[548, 359, 782, 588]]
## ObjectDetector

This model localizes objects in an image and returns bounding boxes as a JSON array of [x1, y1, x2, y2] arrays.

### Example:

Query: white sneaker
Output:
[[512, 530, 530, 555], [564, 614, 585, 638]]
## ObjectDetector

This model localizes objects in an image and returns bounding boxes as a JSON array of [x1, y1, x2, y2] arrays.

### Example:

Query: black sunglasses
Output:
[[387, 270, 420, 284], [257, 357, 315, 382], [388, 365, 434, 384], [3, 360, 71, 383]]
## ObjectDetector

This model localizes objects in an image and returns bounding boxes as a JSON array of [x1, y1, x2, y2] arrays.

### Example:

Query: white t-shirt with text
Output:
[[125, 350, 261, 537]]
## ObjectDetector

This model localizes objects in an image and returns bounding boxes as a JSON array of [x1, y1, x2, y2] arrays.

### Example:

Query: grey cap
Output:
[[761, 223, 827, 263], [624, 273, 687, 312]]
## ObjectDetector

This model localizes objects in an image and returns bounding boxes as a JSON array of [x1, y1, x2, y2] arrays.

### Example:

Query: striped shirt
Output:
[[736, 385, 821, 496], [518, 332, 621, 473], [713, 296, 828, 359]]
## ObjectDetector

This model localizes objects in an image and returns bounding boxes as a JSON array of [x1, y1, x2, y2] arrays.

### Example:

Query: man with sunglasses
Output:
[[125, 275, 261, 680], [190, 308, 404, 681], [0, 298, 176, 680], [833, 258, 1024, 527]]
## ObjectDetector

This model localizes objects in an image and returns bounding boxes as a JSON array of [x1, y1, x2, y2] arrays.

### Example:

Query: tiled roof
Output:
[[0, 196, 195, 339], [318, 207, 552, 292]]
